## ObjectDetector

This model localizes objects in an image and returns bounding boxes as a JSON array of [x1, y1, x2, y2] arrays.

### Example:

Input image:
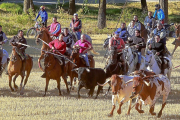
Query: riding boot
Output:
[[136, 63, 140, 71], [21, 59, 26, 76]]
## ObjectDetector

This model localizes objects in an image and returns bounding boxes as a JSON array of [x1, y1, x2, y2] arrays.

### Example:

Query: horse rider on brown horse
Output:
[[41, 33, 67, 78], [108, 32, 126, 74], [10, 30, 27, 76]]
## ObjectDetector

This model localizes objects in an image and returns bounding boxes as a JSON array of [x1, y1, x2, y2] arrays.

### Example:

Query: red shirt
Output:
[[109, 37, 125, 52], [49, 39, 66, 55]]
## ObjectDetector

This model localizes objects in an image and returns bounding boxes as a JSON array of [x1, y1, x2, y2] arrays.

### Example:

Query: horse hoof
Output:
[[108, 114, 113, 117], [43, 94, 46, 97], [138, 110, 144, 113], [117, 110, 121, 115], [157, 113, 162, 118], [150, 112, 156, 115]]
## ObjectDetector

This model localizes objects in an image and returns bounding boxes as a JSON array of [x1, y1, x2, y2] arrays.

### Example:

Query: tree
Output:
[[141, 0, 148, 11], [69, 0, 76, 15], [97, 0, 106, 29], [160, 0, 168, 23], [23, 0, 34, 14]]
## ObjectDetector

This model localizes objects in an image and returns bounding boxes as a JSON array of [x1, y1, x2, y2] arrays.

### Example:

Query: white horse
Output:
[[145, 50, 172, 79], [124, 46, 146, 74], [1, 49, 9, 76]]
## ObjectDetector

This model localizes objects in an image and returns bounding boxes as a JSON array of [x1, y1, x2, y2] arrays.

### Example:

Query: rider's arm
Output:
[[9, 36, 16, 46], [160, 9, 165, 20], [49, 40, 55, 49], [73, 40, 79, 48], [51, 24, 61, 35], [19, 38, 27, 50], [44, 11, 48, 21], [120, 30, 127, 39], [35, 11, 40, 21], [153, 10, 157, 18], [66, 37, 72, 47]]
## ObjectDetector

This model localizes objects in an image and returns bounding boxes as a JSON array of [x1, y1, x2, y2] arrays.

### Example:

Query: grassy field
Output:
[[0, 35, 179, 120], [0, 1, 180, 120]]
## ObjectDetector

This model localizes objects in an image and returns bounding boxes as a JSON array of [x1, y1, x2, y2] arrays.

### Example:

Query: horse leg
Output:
[[88, 87, 95, 97], [77, 82, 83, 98], [8, 75, 14, 91], [38, 55, 44, 71], [171, 45, 178, 56], [56, 78, 62, 96], [13, 74, 19, 91], [44, 77, 50, 97], [20, 69, 30, 95], [62, 76, 70, 94]]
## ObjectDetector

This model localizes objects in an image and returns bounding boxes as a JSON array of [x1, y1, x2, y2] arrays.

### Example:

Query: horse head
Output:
[[145, 51, 153, 66], [108, 46, 117, 64], [36, 28, 52, 45], [70, 47, 80, 60]]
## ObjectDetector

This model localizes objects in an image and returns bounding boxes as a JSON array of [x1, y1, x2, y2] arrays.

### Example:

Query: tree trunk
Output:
[[23, 0, 30, 13], [69, 0, 76, 15], [30, 0, 34, 10], [160, 0, 168, 23], [97, 0, 106, 29], [141, 0, 148, 11]]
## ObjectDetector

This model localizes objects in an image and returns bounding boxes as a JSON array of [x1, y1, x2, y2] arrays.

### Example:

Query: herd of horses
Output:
[[2, 22, 180, 97]]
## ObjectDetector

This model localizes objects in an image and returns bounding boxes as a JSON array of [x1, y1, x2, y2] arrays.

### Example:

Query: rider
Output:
[[109, 32, 126, 74], [144, 11, 155, 35], [0, 25, 8, 72], [70, 13, 82, 40], [149, 35, 165, 74], [63, 28, 74, 56], [35, 6, 48, 27], [153, 22, 166, 44], [10, 30, 27, 76], [127, 20, 137, 39], [153, 4, 165, 24], [133, 15, 141, 31], [73, 34, 92, 67], [115, 23, 128, 42], [41, 33, 66, 78], [49, 16, 61, 39], [128, 30, 146, 70]]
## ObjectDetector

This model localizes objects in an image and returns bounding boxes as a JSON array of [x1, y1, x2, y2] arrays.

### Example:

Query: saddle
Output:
[[155, 56, 169, 69]]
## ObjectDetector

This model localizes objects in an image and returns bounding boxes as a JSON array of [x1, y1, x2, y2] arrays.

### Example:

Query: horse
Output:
[[42, 52, 70, 96], [36, 28, 75, 90], [123, 46, 146, 74], [140, 22, 148, 43], [171, 36, 180, 55], [8, 47, 33, 95], [145, 50, 172, 79], [174, 24, 180, 37], [0, 49, 9, 76]]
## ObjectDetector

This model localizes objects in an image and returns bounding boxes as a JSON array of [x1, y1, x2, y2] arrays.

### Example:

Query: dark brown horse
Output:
[[42, 52, 69, 96], [8, 47, 33, 95], [140, 22, 148, 43], [36, 28, 75, 90]]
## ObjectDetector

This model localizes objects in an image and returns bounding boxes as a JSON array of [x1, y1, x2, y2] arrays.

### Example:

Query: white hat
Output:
[[74, 13, 78, 16]]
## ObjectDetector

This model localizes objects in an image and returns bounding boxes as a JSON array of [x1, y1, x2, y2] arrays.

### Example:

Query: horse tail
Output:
[[91, 49, 100, 55]]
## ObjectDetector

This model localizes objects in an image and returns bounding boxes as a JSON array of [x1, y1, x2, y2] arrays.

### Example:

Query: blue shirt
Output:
[[115, 28, 128, 41], [35, 10, 48, 22], [153, 9, 165, 20]]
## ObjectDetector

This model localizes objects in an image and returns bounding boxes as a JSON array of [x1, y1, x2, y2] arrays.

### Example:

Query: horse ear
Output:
[[86, 68, 90, 72]]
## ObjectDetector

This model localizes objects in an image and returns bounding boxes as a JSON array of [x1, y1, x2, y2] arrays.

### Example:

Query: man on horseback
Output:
[[70, 13, 82, 40], [144, 11, 155, 35], [49, 16, 61, 39], [127, 20, 137, 39], [35, 6, 48, 27], [153, 22, 166, 44], [63, 28, 74, 56], [149, 35, 165, 74], [115, 23, 128, 42], [73, 34, 92, 67], [10, 30, 27, 76], [153, 4, 165, 24], [0, 25, 8, 73], [129, 15, 141, 31], [108, 32, 126, 74], [128, 30, 146, 70]]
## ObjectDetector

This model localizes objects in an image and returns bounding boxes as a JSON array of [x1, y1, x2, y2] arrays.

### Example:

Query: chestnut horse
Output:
[[42, 52, 69, 96], [8, 47, 33, 95], [36, 28, 75, 90], [70, 47, 95, 86], [172, 36, 180, 55]]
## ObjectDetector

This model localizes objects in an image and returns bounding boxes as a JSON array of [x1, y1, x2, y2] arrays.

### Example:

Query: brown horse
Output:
[[42, 52, 69, 96], [8, 47, 33, 95], [174, 24, 180, 37], [36, 28, 76, 90], [172, 36, 180, 55], [140, 22, 148, 43]]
